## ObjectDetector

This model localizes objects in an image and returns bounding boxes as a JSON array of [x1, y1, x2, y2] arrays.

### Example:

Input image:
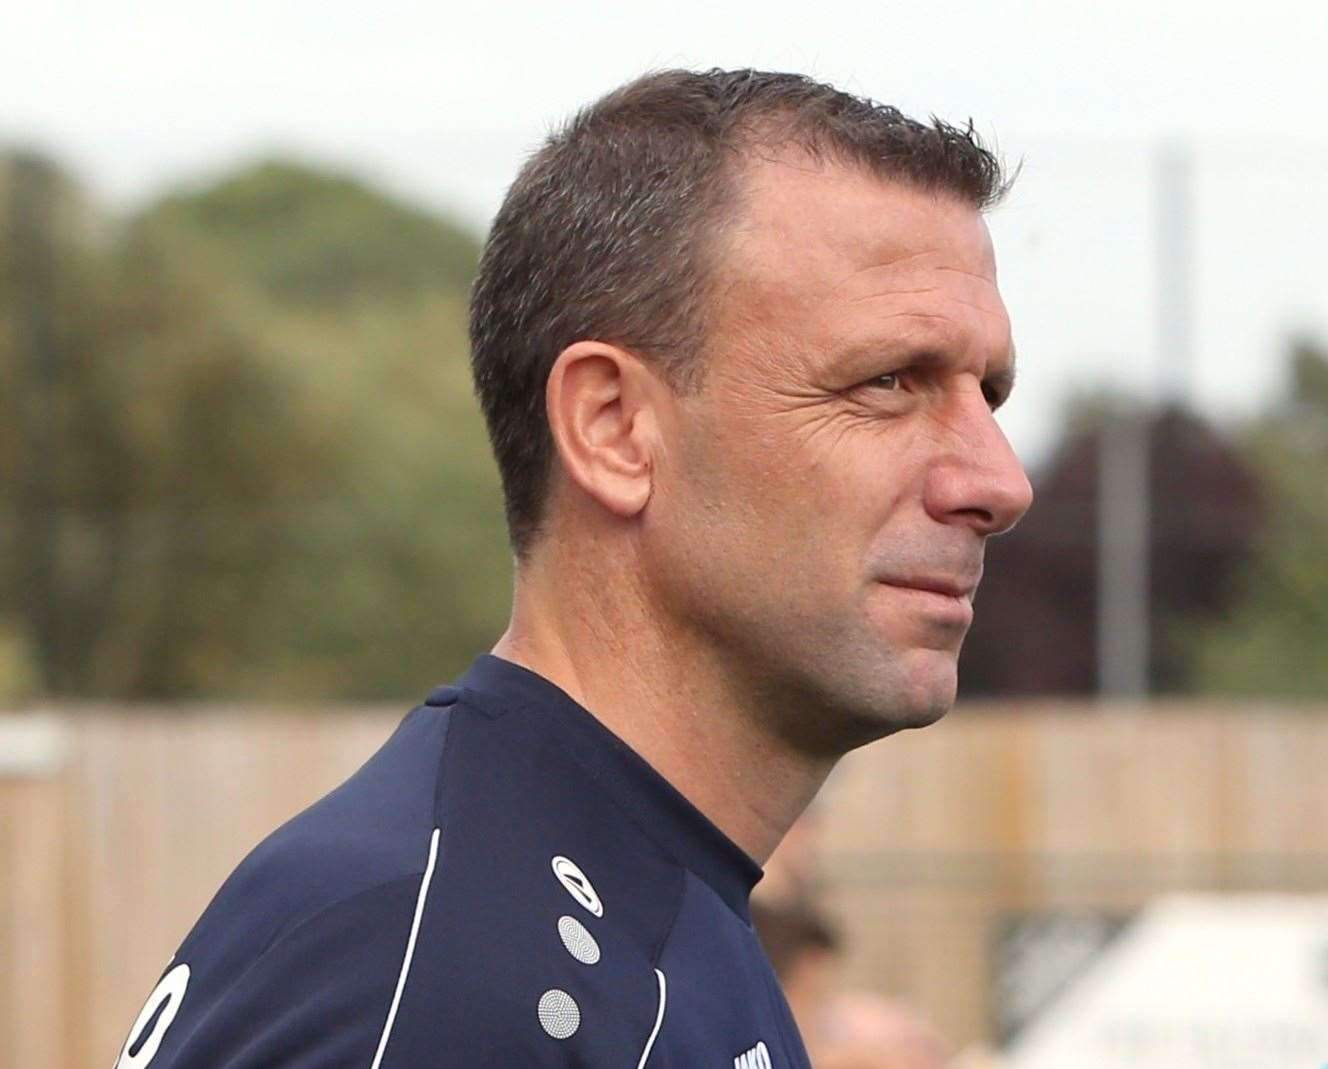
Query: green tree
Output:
[[1177, 337, 1328, 696], [134, 161, 511, 699], [1, 153, 345, 697], [147, 160, 479, 308], [1, 154, 512, 701]]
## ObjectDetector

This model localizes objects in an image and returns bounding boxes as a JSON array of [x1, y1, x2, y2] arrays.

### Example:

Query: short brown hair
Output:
[[469, 68, 1012, 556], [751, 897, 840, 981]]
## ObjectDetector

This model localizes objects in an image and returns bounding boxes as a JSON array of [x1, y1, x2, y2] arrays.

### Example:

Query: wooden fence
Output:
[[3, 701, 1327, 1066]]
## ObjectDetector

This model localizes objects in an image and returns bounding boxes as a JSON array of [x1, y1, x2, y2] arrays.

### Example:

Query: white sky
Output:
[[6, 0, 1327, 465]]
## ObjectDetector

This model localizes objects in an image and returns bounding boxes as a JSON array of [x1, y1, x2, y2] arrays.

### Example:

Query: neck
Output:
[[490, 539, 834, 866]]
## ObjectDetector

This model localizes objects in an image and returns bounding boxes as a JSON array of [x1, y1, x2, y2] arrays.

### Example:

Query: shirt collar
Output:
[[455, 653, 764, 921]]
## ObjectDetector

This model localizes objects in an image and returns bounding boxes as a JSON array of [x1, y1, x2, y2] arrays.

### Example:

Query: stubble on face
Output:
[[640, 151, 1028, 756]]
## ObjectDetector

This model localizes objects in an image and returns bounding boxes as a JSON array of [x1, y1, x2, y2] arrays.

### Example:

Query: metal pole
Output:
[[1096, 141, 1193, 698], [1096, 412, 1151, 698]]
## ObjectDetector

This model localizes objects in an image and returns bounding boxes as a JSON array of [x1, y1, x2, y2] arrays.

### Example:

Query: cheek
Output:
[[666, 402, 919, 580], [797, 423, 921, 545], [681, 450, 787, 568], [649, 418, 806, 603], [703, 431, 828, 555]]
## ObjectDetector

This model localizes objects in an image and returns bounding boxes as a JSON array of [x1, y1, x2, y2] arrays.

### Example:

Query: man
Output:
[[751, 897, 843, 1041], [751, 898, 953, 1069], [114, 68, 1030, 1067]]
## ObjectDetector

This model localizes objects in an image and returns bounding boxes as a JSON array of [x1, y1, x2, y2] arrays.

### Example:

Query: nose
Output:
[[923, 386, 1034, 537]]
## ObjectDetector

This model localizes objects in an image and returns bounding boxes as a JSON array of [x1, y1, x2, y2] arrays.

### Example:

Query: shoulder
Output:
[[182, 700, 453, 959], [117, 871, 433, 1067], [380, 843, 674, 1067], [118, 699, 456, 1067], [121, 864, 674, 1068], [371, 688, 692, 1066], [164, 832, 675, 1067], [119, 689, 694, 1067], [376, 777, 686, 1063]]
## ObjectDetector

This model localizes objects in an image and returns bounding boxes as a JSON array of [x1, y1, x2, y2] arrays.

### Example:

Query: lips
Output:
[[875, 579, 976, 628], [879, 576, 977, 600]]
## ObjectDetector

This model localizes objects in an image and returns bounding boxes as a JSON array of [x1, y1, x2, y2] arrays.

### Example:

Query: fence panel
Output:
[[3, 702, 1327, 1066]]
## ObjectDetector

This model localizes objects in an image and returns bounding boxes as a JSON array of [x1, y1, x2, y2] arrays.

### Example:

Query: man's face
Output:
[[643, 157, 1032, 751]]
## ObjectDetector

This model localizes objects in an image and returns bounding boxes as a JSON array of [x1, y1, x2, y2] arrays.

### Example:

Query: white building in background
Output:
[[1005, 895, 1328, 1069]]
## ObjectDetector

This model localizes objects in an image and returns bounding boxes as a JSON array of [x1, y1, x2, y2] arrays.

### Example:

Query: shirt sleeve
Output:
[[121, 870, 659, 1068], [381, 870, 668, 1069], [123, 876, 420, 1068]]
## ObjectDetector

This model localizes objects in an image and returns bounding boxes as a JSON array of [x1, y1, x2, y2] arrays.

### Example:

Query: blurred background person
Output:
[[753, 896, 954, 1069]]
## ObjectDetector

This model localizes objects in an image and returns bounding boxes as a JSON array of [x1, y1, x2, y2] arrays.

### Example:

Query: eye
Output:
[[865, 371, 903, 391]]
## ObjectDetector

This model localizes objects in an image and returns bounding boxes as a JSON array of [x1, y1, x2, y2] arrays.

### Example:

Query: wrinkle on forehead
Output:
[[831, 247, 997, 296], [935, 265, 1000, 281], [845, 290, 1009, 325], [709, 159, 1010, 372], [828, 242, 1005, 333], [823, 249, 935, 288]]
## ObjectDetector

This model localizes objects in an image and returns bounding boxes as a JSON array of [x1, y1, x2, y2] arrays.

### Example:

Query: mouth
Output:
[[884, 577, 976, 600], [874, 578, 976, 627]]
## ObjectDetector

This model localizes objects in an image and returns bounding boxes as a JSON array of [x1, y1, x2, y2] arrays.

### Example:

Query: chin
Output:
[[890, 689, 955, 731], [743, 624, 963, 753], [854, 647, 959, 736], [793, 650, 957, 753], [895, 650, 960, 726]]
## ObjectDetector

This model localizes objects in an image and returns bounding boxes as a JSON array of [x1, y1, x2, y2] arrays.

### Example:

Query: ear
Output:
[[545, 341, 665, 522]]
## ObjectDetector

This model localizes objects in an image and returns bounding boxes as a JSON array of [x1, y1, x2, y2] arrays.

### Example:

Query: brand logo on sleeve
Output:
[[734, 1040, 772, 1069], [115, 962, 190, 1068], [550, 855, 603, 917]]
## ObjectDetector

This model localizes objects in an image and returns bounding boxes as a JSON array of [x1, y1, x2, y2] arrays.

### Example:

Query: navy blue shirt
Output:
[[115, 654, 812, 1068]]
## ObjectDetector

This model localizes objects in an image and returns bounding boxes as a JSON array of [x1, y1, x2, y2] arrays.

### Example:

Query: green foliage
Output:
[[148, 160, 479, 308], [1175, 338, 1328, 696], [1, 152, 511, 701]]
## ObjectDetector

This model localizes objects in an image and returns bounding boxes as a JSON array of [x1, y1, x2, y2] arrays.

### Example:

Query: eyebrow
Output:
[[839, 337, 1018, 403], [833, 337, 1019, 411]]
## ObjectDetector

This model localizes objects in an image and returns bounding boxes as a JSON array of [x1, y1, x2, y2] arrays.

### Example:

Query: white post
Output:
[[1095, 141, 1192, 698]]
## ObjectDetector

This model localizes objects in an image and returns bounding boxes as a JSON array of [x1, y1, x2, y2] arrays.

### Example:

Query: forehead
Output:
[[712, 155, 1008, 362]]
